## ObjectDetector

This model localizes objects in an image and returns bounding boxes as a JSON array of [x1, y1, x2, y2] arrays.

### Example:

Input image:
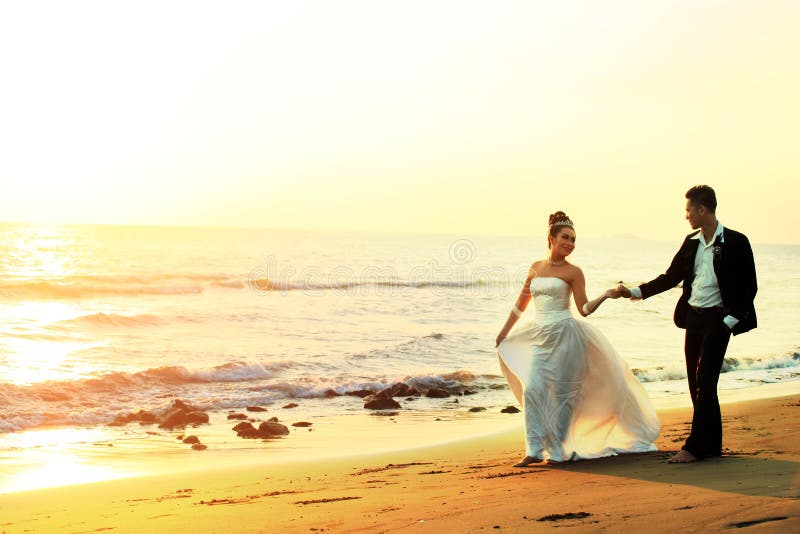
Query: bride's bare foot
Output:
[[667, 449, 699, 464], [513, 456, 542, 467]]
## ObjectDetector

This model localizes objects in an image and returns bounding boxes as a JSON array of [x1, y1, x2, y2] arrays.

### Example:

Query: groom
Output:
[[618, 185, 757, 463]]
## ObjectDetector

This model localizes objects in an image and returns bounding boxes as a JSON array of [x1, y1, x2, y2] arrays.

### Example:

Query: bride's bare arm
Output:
[[495, 265, 535, 346], [573, 268, 620, 317]]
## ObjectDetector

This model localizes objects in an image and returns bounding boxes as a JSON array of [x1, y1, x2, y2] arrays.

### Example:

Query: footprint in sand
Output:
[[536, 512, 592, 522]]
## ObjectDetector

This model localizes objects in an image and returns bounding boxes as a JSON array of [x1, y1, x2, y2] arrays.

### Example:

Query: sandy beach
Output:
[[4, 1, 800, 531], [1, 385, 798, 533]]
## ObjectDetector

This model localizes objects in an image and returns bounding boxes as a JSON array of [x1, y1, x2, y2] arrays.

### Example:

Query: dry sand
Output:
[[1, 390, 798, 533]]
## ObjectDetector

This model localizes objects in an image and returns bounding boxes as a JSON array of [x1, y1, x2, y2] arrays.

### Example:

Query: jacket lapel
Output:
[[712, 233, 724, 276], [685, 234, 699, 280]]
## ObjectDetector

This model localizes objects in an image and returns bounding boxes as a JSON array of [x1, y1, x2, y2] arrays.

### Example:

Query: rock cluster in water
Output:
[[157, 400, 210, 429], [233, 420, 290, 439], [110, 399, 209, 429], [357, 381, 486, 410], [106, 387, 521, 451]]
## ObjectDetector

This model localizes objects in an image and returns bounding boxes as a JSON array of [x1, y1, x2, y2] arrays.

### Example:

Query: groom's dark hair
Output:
[[686, 185, 717, 213]]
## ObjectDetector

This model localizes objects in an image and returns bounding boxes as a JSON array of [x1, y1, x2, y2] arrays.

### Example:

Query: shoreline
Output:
[[1, 380, 798, 496], [1, 383, 798, 532]]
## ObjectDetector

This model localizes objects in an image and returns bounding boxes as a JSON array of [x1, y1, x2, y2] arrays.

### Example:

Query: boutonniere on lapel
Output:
[[712, 234, 724, 269]]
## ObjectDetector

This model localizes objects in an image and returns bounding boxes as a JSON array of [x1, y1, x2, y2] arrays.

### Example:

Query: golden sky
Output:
[[1, 1, 798, 243]]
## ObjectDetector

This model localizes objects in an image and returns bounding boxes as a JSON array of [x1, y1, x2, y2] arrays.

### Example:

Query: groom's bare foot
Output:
[[667, 450, 698, 464], [513, 456, 542, 467]]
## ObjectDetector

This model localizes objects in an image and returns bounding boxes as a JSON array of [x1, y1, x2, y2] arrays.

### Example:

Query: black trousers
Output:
[[682, 306, 731, 458]]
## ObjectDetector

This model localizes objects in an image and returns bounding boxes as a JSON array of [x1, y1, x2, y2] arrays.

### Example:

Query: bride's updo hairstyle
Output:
[[547, 211, 574, 249]]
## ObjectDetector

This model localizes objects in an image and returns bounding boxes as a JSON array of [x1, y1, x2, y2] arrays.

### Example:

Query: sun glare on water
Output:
[[0, 428, 137, 493], [0, 226, 101, 385], [1, 337, 95, 385], [3, 225, 77, 279], [0, 299, 101, 385]]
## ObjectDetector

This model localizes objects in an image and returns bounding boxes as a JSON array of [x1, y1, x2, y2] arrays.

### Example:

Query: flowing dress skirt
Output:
[[497, 316, 660, 461]]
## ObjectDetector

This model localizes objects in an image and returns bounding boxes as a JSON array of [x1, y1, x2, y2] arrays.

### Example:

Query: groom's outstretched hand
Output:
[[616, 284, 632, 299]]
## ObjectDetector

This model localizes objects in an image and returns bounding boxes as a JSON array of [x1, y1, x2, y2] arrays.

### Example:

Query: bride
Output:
[[495, 211, 660, 466]]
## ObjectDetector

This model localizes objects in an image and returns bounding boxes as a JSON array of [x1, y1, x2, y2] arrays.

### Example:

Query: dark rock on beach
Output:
[[469, 407, 487, 412], [501, 406, 521, 414], [232, 422, 254, 432], [233, 420, 290, 439], [425, 388, 451, 399], [345, 389, 374, 398], [292, 421, 313, 427], [227, 413, 248, 420], [191, 443, 208, 451], [236, 425, 261, 439], [323, 389, 340, 398], [182, 435, 201, 444], [246, 406, 267, 412], [380, 383, 421, 398], [282, 403, 299, 409], [236, 425, 261, 438], [186, 412, 210, 424], [109, 409, 158, 426], [364, 395, 402, 410], [158, 400, 210, 429], [268, 416, 279, 422], [258, 421, 290, 436]]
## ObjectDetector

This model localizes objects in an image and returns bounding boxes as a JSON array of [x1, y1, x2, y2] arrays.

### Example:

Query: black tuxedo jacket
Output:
[[639, 226, 757, 336]]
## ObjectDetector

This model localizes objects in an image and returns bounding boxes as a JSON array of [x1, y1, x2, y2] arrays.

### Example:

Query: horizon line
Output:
[[0, 219, 795, 247]]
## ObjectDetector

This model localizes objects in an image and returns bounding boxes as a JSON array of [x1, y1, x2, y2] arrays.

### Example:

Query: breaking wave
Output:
[[0, 364, 501, 433], [631, 351, 800, 382], [1, 351, 797, 434], [0, 275, 493, 300], [57, 313, 167, 328]]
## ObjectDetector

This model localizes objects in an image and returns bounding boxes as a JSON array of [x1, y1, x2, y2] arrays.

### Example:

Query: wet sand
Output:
[[1, 388, 798, 533]]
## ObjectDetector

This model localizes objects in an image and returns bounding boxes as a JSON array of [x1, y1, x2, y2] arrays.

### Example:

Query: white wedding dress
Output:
[[497, 277, 660, 462]]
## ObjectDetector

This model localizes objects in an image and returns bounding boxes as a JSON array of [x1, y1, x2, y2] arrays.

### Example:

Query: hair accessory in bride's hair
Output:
[[548, 211, 574, 230]]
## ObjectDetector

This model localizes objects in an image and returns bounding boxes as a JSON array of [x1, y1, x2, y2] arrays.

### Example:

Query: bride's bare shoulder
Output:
[[524, 260, 542, 281], [564, 263, 584, 280], [529, 259, 545, 274]]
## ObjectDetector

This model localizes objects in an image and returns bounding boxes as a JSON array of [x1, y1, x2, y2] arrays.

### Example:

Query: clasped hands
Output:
[[606, 285, 634, 299]]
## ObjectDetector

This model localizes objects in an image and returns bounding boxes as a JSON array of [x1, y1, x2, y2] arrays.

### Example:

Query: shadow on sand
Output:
[[541, 450, 799, 499]]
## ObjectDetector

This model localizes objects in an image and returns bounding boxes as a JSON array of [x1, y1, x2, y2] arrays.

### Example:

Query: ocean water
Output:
[[0, 223, 798, 489]]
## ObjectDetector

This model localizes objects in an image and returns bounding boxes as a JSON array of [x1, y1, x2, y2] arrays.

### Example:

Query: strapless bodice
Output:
[[531, 277, 573, 324]]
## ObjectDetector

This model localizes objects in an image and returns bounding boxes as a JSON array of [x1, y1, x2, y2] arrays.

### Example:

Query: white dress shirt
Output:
[[630, 222, 739, 330]]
